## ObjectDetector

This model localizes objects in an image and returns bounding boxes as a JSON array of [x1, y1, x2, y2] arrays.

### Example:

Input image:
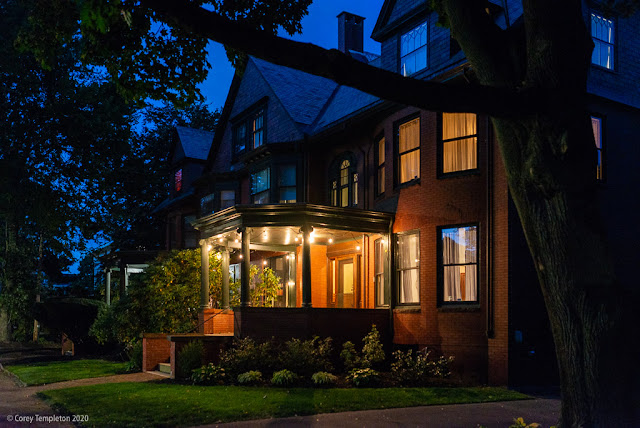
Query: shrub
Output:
[[347, 367, 380, 387], [219, 338, 277, 378], [279, 336, 333, 378], [390, 348, 454, 386], [361, 325, 385, 369], [125, 341, 143, 372], [191, 363, 227, 385], [340, 341, 360, 372], [237, 370, 263, 385], [312, 371, 338, 387], [177, 340, 204, 379], [271, 369, 299, 386]]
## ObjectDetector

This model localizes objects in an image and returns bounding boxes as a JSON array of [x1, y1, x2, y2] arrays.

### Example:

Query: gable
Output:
[[372, 0, 429, 41], [175, 126, 214, 160]]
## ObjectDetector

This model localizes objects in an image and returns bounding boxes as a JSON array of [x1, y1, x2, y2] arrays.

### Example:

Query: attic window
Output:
[[233, 108, 266, 155], [400, 21, 428, 76], [174, 169, 183, 192]]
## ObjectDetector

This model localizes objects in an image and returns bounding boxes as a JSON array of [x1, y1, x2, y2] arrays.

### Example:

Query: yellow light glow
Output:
[[356, 245, 361, 251]]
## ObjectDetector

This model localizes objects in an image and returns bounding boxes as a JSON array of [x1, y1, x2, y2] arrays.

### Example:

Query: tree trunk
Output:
[[32, 234, 43, 342]]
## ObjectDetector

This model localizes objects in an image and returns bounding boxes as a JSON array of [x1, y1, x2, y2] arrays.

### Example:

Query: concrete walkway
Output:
[[205, 398, 561, 428]]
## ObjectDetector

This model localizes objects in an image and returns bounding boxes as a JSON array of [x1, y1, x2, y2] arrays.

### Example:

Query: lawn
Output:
[[39, 382, 530, 427], [5, 359, 129, 386]]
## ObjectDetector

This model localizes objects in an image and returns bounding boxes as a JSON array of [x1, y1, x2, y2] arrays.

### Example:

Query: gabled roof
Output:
[[175, 126, 215, 160], [252, 57, 338, 126], [312, 86, 380, 133]]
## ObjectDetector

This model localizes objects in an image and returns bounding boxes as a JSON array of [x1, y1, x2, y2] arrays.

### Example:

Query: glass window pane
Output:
[[378, 168, 385, 194], [279, 187, 296, 203], [443, 137, 477, 173], [400, 150, 420, 183], [401, 22, 428, 75], [399, 118, 420, 152], [341, 187, 349, 207], [251, 168, 270, 194], [279, 165, 296, 186], [220, 190, 235, 209], [399, 269, 419, 303], [200, 193, 215, 215], [398, 233, 419, 269], [378, 138, 385, 165], [443, 113, 476, 140]]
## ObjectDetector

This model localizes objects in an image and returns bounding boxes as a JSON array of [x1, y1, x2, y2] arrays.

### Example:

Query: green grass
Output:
[[5, 359, 128, 386], [39, 383, 530, 427]]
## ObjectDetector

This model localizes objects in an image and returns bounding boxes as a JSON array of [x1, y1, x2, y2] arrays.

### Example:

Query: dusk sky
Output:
[[197, 0, 386, 110]]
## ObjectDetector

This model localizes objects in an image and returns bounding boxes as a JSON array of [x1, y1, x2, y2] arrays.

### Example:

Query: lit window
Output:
[[253, 110, 264, 149], [398, 117, 420, 184], [174, 169, 183, 192], [221, 190, 235, 209], [400, 22, 428, 76], [374, 238, 388, 306], [200, 193, 215, 215], [340, 160, 350, 207], [251, 168, 270, 204], [591, 13, 615, 70], [353, 173, 358, 206], [441, 113, 477, 174], [376, 137, 385, 195], [440, 225, 478, 304], [591, 116, 604, 181], [233, 109, 265, 155], [278, 165, 296, 203], [396, 231, 419, 304]]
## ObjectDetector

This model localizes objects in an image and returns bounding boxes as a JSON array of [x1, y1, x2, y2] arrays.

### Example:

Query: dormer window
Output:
[[233, 108, 266, 155], [400, 21, 428, 76], [174, 169, 183, 192], [591, 12, 615, 70]]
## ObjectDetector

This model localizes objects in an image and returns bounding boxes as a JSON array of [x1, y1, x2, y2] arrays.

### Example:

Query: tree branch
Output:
[[144, 0, 562, 116]]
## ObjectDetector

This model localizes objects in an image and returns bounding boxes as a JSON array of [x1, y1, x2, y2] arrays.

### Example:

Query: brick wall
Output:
[[142, 333, 171, 372], [169, 335, 234, 379], [199, 309, 235, 334]]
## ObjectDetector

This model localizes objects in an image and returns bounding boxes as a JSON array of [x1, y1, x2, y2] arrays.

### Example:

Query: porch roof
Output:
[[193, 203, 394, 242]]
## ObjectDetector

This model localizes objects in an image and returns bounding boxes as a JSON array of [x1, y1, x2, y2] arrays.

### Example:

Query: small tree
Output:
[[250, 266, 282, 307]]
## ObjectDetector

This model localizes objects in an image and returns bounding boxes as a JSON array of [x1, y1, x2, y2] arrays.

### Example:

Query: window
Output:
[[439, 225, 478, 304], [374, 238, 388, 306], [251, 168, 270, 204], [330, 155, 357, 207], [278, 165, 296, 203], [376, 137, 385, 195], [220, 190, 235, 209], [174, 169, 183, 192], [441, 113, 477, 174], [233, 109, 265, 155], [591, 116, 604, 181], [183, 215, 197, 248], [397, 117, 420, 184], [591, 13, 615, 70], [200, 193, 215, 215], [400, 21, 428, 76], [396, 231, 419, 304]]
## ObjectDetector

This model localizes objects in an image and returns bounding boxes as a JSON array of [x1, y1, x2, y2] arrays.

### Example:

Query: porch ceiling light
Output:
[[263, 260, 267, 265], [206, 245, 212, 252], [356, 245, 361, 251], [216, 253, 222, 260]]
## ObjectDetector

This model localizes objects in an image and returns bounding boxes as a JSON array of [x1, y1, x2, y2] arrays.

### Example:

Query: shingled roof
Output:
[[175, 126, 215, 160]]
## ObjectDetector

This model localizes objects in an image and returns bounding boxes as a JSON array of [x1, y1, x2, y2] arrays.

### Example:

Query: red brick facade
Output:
[[142, 333, 171, 372]]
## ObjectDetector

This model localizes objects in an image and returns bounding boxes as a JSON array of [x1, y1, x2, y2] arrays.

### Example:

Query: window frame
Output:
[[395, 229, 420, 306], [277, 163, 297, 203], [437, 223, 480, 307], [174, 169, 183, 193], [394, 114, 421, 187], [590, 11, 617, 71], [329, 154, 358, 207], [375, 134, 386, 197], [374, 237, 389, 307], [437, 112, 479, 178], [250, 167, 271, 204], [232, 103, 268, 157], [399, 20, 429, 76], [591, 115, 606, 182]]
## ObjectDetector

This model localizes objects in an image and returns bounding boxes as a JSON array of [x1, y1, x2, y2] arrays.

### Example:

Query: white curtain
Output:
[[443, 113, 477, 173], [399, 118, 420, 182], [442, 227, 477, 302], [398, 233, 419, 303]]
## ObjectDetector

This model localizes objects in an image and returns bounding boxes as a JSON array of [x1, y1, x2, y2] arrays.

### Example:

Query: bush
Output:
[[219, 338, 277, 378], [279, 336, 333, 378], [271, 369, 299, 386], [177, 340, 204, 379], [340, 341, 360, 372], [237, 370, 263, 385], [347, 367, 380, 387], [191, 363, 227, 385], [312, 371, 338, 387], [125, 341, 143, 372], [390, 348, 454, 386], [361, 325, 385, 369]]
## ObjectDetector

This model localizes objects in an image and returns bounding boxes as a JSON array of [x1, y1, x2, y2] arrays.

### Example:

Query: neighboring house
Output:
[[145, 1, 640, 385]]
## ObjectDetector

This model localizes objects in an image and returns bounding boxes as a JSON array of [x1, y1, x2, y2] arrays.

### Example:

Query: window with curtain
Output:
[[252, 110, 264, 149], [441, 113, 477, 174], [398, 117, 420, 184], [220, 190, 235, 209], [396, 231, 419, 304], [251, 167, 271, 204], [400, 21, 428, 76], [200, 193, 215, 215], [591, 13, 615, 70], [278, 164, 296, 203], [233, 108, 266, 155], [591, 116, 604, 181], [440, 225, 478, 303], [174, 169, 182, 192], [340, 160, 350, 207], [376, 137, 385, 195], [374, 238, 388, 306]]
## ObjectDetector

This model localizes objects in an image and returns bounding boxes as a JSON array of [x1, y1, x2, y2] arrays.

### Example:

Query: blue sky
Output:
[[197, 0, 386, 110]]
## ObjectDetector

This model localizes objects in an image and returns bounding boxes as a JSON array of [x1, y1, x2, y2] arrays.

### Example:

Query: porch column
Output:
[[240, 228, 252, 307], [221, 246, 230, 309], [200, 242, 210, 309], [105, 269, 111, 306], [301, 225, 312, 308]]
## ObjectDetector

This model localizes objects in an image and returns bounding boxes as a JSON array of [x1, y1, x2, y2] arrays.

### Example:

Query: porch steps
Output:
[[158, 362, 172, 375]]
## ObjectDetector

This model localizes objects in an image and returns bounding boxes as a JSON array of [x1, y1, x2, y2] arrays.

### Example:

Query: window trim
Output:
[[399, 20, 429, 76], [395, 229, 420, 306], [250, 166, 271, 204], [437, 112, 480, 178], [394, 113, 421, 187], [437, 222, 480, 307], [590, 11, 617, 72], [329, 153, 358, 207], [232, 100, 268, 158]]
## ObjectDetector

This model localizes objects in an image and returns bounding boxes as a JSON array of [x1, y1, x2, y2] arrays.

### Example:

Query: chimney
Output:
[[337, 11, 365, 54]]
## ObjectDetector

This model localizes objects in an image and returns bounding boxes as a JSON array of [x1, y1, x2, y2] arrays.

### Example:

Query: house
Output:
[[146, 1, 640, 385]]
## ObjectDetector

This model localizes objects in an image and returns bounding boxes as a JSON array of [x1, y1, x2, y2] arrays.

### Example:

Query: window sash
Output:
[[174, 169, 182, 192], [591, 116, 604, 180], [400, 22, 428, 76], [377, 137, 385, 194], [397, 232, 419, 304], [200, 193, 215, 215], [251, 168, 270, 204], [398, 118, 420, 183], [591, 13, 615, 69], [220, 190, 235, 209], [253, 111, 264, 149], [442, 113, 477, 174], [441, 225, 478, 303]]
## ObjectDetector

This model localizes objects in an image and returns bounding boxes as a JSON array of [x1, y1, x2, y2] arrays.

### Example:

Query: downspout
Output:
[[486, 117, 495, 339], [387, 219, 395, 344]]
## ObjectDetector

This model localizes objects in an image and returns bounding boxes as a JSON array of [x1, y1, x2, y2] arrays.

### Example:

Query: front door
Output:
[[337, 258, 355, 308]]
